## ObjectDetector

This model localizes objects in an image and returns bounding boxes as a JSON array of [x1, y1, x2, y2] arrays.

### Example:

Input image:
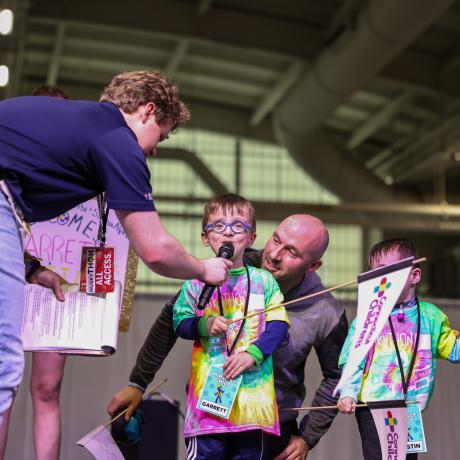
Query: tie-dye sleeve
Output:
[[261, 269, 289, 324], [336, 317, 367, 400], [447, 335, 460, 363], [172, 280, 199, 332], [338, 317, 356, 368], [436, 312, 460, 362]]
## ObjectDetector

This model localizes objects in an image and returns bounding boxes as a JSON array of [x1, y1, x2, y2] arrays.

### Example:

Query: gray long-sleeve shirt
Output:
[[129, 249, 348, 449]]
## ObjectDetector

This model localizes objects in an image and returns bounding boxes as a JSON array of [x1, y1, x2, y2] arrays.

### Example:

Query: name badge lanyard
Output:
[[217, 264, 250, 357], [388, 297, 421, 398], [97, 193, 109, 248], [80, 194, 114, 294]]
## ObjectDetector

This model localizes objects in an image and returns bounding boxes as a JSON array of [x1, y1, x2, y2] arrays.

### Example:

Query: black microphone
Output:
[[197, 242, 234, 310]]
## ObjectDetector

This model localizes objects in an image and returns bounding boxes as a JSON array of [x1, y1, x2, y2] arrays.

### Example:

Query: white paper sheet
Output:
[[77, 425, 124, 460], [22, 281, 122, 355]]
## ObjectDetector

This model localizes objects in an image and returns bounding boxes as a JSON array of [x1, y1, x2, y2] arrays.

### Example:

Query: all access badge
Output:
[[80, 247, 115, 293]]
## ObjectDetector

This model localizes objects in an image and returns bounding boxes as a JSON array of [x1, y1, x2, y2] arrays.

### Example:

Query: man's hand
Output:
[[337, 396, 357, 414], [107, 386, 143, 421], [274, 435, 309, 460], [29, 267, 66, 302], [207, 316, 229, 336], [200, 258, 232, 285], [223, 352, 254, 380]]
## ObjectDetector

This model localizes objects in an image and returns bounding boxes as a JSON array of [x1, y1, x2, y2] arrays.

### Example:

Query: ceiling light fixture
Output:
[[0, 9, 14, 35]]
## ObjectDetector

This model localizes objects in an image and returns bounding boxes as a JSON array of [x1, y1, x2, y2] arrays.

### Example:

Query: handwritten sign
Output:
[[25, 198, 137, 331]]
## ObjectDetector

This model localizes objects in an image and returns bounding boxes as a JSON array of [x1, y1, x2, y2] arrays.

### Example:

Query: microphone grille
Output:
[[218, 242, 234, 259]]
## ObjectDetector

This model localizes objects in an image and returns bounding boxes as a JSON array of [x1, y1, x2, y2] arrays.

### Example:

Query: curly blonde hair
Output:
[[100, 70, 190, 129]]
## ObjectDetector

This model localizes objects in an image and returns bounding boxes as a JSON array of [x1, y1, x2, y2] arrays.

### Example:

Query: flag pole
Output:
[[227, 280, 355, 325], [227, 257, 425, 326], [281, 400, 419, 411], [104, 378, 168, 428]]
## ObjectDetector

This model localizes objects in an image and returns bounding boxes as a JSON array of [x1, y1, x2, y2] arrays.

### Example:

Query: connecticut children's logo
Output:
[[385, 410, 398, 432], [374, 277, 391, 298], [144, 192, 153, 201]]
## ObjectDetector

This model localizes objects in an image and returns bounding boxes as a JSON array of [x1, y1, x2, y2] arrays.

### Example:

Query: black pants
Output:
[[262, 420, 298, 460], [355, 406, 418, 460], [185, 430, 263, 460]]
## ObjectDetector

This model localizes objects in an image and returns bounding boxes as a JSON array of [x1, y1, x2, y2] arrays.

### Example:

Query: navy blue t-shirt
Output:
[[0, 96, 155, 222]]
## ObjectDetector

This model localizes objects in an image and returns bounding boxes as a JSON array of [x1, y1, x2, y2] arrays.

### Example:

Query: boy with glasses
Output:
[[173, 193, 290, 460]]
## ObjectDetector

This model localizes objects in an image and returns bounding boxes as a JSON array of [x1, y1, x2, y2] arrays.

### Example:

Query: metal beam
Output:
[[197, 0, 214, 17], [441, 43, 460, 74], [28, 2, 321, 61], [27, 29, 281, 82], [28, 3, 460, 99], [346, 90, 412, 150], [164, 39, 189, 78], [250, 60, 304, 127], [154, 147, 228, 196], [46, 22, 65, 85], [153, 195, 460, 232], [27, 13, 460, 99], [393, 130, 460, 183], [374, 105, 460, 177], [323, 0, 364, 44], [26, 51, 267, 98], [274, 0, 454, 203]]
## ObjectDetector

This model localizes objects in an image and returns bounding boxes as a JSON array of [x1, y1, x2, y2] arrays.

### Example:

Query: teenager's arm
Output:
[[116, 210, 231, 283]]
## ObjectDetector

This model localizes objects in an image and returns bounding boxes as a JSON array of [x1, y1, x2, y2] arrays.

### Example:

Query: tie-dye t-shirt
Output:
[[338, 300, 460, 410], [173, 266, 289, 437]]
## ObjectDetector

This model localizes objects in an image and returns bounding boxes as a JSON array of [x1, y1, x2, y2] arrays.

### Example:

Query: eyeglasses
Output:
[[204, 220, 252, 234]]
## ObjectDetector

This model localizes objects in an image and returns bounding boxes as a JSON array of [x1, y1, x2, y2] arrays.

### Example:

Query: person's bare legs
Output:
[[0, 405, 13, 460], [30, 352, 66, 460]]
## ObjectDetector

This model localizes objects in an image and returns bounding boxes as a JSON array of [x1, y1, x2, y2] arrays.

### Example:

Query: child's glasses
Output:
[[204, 220, 252, 234]]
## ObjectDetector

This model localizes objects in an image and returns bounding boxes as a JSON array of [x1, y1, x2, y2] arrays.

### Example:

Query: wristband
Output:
[[128, 382, 146, 393]]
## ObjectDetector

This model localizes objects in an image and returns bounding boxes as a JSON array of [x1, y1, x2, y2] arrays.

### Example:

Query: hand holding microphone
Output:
[[198, 242, 234, 309]]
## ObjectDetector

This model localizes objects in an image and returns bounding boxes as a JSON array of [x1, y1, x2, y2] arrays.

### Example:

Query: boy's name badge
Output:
[[407, 404, 427, 453], [197, 365, 242, 419], [80, 247, 115, 293]]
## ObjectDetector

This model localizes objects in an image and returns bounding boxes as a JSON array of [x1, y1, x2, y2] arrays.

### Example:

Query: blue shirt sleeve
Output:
[[253, 320, 288, 359], [90, 127, 156, 212], [176, 317, 202, 340]]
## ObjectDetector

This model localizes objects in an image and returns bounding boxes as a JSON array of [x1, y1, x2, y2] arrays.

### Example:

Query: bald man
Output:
[[108, 215, 348, 460]]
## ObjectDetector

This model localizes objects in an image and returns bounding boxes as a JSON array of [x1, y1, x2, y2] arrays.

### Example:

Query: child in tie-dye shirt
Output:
[[173, 194, 289, 460], [337, 238, 460, 460]]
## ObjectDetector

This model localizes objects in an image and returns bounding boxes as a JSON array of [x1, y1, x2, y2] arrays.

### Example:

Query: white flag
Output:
[[369, 400, 408, 460], [77, 425, 124, 460], [334, 257, 413, 396]]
